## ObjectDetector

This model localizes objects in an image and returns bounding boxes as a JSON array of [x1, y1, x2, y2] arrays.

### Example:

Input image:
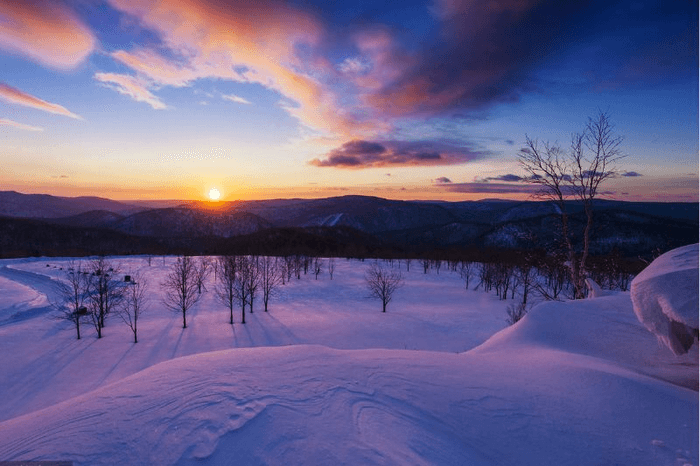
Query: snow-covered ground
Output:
[[0, 254, 696, 465]]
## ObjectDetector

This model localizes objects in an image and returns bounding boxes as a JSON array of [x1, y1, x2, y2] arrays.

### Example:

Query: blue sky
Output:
[[0, 0, 697, 201]]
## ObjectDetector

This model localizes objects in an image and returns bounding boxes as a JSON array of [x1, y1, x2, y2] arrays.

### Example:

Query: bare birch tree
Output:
[[87, 257, 125, 338], [518, 111, 624, 298], [259, 256, 282, 312], [215, 255, 237, 324], [52, 261, 90, 340], [162, 255, 201, 328], [119, 271, 148, 343]]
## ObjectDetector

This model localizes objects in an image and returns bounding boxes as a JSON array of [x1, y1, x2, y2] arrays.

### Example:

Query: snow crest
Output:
[[631, 244, 699, 355]]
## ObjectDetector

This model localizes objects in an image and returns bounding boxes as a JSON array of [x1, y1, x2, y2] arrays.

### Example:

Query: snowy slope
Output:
[[0, 256, 696, 466]]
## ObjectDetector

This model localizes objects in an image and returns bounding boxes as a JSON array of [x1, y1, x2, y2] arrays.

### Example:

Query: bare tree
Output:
[[365, 261, 404, 313], [234, 255, 251, 323], [52, 261, 90, 340], [313, 256, 323, 279], [162, 255, 201, 328], [246, 256, 260, 313], [327, 257, 336, 279], [215, 255, 237, 324], [119, 271, 148, 343], [506, 302, 529, 326], [195, 256, 212, 294], [260, 256, 282, 312], [518, 111, 624, 298], [459, 261, 474, 290], [87, 257, 125, 338]]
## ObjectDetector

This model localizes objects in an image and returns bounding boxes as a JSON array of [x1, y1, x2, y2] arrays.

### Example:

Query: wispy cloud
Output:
[[621, 171, 643, 177], [0, 1, 95, 69], [222, 94, 251, 105], [0, 117, 43, 132], [0, 83, 82, 119], [434, 177, 452, 183], [309, 139, 489, 168], [94, 73, 167, 110]]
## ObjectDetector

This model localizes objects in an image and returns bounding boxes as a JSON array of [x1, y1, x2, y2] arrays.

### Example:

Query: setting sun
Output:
[[208, 188, 221, 201]]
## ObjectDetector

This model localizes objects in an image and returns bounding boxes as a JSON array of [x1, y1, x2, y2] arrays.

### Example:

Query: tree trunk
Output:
[[241, 303, 246, 324], [382, 301, 386, 312], [182, 311, 187, 329], [76, 319, 81, 340]]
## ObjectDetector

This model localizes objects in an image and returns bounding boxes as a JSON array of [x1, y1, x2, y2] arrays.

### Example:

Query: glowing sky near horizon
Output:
[[0, 0, 697, 202]]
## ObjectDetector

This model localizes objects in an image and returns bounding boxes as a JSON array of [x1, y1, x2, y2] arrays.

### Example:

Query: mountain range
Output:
[[0, 191, 697, 259]]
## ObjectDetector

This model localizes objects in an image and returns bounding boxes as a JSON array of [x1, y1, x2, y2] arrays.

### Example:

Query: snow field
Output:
[[0, 253, 696, 466]]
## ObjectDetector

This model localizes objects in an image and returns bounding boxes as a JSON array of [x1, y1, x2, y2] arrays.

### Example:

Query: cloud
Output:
[[222, 94, 251, 105], [0, 83, 82, 119], [487, 174, 523, 182], [0, 1, 95, 69], [103, 0, 371, 135], [0, 117, 43, 132], [309, 139, 489, 168], [622, 171, 643, 177], [434, 177, 452, 184], [441, 182, 541, 195], [94, 73, 167, 110]]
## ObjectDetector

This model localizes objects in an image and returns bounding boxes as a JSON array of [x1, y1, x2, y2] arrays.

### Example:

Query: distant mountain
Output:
[[0, 191, 145, 219], [47, 210, 126, 229], [0, 192, 696, 259], [110, 207, 272, 238], [234, 195, 458, 233]]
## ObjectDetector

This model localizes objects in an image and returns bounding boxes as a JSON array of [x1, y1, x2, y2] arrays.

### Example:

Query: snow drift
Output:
[[0, 297, 696, 465], [631, 243, 699, 355]]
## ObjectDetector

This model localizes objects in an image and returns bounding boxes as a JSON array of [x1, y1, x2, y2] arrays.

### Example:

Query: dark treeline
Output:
[[0, 215, 676, 277]]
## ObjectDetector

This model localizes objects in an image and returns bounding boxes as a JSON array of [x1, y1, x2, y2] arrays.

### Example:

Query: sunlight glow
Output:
[[208, 188, 221, 200]]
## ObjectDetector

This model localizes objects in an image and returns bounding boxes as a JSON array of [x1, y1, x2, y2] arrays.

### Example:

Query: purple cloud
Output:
[[310, 139, 490, 168]]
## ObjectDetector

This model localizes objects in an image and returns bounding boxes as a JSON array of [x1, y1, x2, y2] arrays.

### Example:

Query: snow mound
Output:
[[0, 298, 696, 466], [631, 244, 699, 355]]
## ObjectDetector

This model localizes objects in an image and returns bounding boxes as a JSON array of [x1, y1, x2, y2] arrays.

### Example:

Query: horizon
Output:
[[3, 188, 699, 207], [1, 1, 698, 203]]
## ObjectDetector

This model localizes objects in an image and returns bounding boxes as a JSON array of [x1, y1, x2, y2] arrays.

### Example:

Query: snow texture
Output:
[[631, 243, 699, 355], [0, 255, 696, 466]]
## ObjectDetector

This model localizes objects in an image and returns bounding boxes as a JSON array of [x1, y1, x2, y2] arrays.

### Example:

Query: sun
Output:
[[208, 188, 221, 201]]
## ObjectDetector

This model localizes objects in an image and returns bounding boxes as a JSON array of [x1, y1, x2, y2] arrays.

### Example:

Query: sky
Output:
[[0, 0, 697, 202]]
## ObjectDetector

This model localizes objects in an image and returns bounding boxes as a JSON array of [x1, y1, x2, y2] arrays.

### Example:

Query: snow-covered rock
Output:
[[631, 244, 699, 355]]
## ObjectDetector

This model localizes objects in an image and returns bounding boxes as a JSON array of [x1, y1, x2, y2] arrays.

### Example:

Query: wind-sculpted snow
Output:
[[0, 256, 696, 465], [631, 243, 699, 355]]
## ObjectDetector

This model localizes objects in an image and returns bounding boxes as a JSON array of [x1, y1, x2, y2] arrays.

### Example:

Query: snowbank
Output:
[[0, 297, 696, 465], [631, 244, 699, 355]]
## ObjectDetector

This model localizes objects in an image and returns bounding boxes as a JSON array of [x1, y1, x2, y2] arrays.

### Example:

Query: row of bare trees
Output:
[[53, 257, 147, 342]]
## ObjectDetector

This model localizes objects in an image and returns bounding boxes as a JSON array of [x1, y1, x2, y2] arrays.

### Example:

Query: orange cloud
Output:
[[0, 117, 43, 132], [0, 83, 82, 119], [104, 0, 371, 136], [0, 1, 95, 69], [94, 73, 167, 110]]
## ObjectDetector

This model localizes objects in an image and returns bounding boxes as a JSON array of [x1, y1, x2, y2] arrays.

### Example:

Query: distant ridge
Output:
[[0, 191, 145, 219], [0, 191, 696, 259]]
